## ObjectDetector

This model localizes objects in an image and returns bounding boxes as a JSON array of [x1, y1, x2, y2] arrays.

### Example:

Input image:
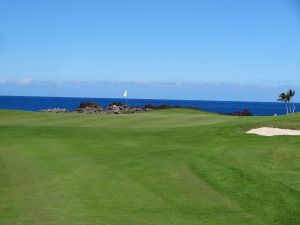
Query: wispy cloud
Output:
[[0, 78, 299, 102], [0, 77, 32, 86], [0, 78, 299, 89], [16, 78, 32, 86]]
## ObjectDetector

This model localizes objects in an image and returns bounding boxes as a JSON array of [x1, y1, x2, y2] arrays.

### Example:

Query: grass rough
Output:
[[0, 109, 299, 225]]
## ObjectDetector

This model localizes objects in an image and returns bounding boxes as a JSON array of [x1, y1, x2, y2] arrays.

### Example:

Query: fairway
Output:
[[0, 109, 299, 225]]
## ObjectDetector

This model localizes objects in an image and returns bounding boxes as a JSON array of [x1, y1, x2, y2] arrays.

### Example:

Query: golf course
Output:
[[0, 109, 299, 225]]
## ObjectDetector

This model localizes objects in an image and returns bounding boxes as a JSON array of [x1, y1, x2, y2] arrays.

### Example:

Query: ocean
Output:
[[0, 95, 298, 116]]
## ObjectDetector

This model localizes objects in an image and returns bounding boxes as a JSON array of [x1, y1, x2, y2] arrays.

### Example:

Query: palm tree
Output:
[[286, 92, 292, 114], [278, 92, 289, 114], [288, 89, 296, 114]]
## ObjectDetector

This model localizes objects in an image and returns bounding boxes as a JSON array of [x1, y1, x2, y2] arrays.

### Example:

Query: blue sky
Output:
[[0, 0, 299, 101]]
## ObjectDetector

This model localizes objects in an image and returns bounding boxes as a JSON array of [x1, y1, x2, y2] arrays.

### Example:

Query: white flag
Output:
[[123, 90, 127, 98]]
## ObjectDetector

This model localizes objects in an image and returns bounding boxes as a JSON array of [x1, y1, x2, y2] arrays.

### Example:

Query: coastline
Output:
[[1, 95, 298, 116]]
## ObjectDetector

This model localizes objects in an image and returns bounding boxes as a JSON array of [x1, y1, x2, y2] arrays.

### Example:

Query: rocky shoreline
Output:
[[39, 102, 253, 116], [39, 102, 165, 114]]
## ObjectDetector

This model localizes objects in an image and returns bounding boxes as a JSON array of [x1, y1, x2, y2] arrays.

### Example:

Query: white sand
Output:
[[246, 127, 300, 136]]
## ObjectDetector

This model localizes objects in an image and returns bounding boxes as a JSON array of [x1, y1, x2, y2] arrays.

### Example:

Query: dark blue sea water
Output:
[[0, 96, 298, 116]]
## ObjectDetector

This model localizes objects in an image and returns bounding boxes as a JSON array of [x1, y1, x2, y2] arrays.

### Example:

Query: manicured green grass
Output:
[[0, 109, 299, 225]]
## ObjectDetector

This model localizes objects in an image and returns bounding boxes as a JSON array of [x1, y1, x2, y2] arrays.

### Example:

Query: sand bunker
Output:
[[247, 127, 300, 136]]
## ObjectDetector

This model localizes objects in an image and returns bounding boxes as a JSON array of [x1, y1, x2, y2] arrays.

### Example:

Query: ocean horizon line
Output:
[[0, 94, 293, 104]]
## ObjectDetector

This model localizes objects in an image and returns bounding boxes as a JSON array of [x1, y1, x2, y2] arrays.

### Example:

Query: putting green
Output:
[[0, 109, 299, 225]]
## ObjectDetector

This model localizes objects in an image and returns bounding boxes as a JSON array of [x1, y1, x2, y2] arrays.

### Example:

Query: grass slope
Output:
[[0, 109, 299, 225]]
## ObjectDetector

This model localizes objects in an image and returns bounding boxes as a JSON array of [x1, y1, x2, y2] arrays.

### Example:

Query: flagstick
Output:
[[125, 97, 127, 115], [124, 90, 128, 115]]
